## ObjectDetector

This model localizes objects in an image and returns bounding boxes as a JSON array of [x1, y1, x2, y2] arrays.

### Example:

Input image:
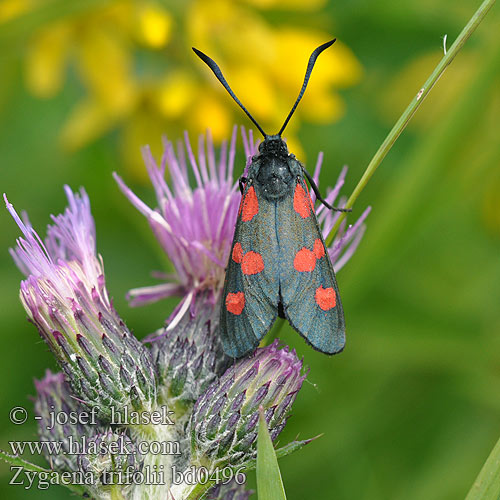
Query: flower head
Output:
[[189, 340, 305, 468], [114, 127, 260, 313], [6, 187, 156, 420]]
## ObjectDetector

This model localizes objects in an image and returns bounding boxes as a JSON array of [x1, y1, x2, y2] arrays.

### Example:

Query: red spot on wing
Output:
[[226, 292, 245, 315], [305, 184, 316, 213], [241, 251, 264, 275], [232, 243, 243, 263], [313, 239, 325, 259], [294, 248, 316, 272], [315, 286, 336, 311], [241, 186, 259, 221], [293, 184, 311, 219]]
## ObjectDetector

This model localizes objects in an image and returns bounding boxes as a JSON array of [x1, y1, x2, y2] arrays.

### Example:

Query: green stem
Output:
[[184, 479, 216, 500], [325, 0, 496, 246], [465, 435, 500, 500], [110, 486, 127, 500]]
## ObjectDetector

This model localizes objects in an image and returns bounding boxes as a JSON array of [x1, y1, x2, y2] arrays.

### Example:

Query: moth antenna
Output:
[[192, 47, 267, 138], [278, 39, 336, 137]]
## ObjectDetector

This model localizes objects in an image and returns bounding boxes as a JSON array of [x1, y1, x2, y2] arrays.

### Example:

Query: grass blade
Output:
[[465, 436, 500, 500], [257, 407, 287, 500]]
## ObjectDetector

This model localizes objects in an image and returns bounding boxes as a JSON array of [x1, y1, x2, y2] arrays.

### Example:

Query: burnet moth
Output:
[[193, 39, 351, 358]]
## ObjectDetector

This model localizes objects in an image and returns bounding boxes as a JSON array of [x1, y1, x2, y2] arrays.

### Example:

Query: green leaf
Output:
[[257, 408, 287, 500], [465, 436, 500, 500], [0, 449, 87, 496], [0, 449, 51, 473]]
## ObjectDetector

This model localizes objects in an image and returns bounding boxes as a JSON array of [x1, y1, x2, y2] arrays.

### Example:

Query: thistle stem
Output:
[[185, 479, 216, 500], [325, 0, 496, 246]]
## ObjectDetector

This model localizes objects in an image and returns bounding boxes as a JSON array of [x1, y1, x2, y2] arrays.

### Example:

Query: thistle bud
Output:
[[77, 429, 141, 497], [190, 340, 305, 468], [34, 370, 104, 473], [207, 480, 253, 500], [6, 188, 156, 421], [150, 292, 229, 415]]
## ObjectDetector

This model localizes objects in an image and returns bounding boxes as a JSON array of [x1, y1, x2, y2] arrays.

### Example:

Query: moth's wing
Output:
[[221, 183, 280, 358], [277, 176, 345, 354]]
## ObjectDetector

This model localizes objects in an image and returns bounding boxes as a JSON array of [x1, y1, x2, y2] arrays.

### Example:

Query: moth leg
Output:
[[301, 167, 352, 213], [239, 176, 248, 195]]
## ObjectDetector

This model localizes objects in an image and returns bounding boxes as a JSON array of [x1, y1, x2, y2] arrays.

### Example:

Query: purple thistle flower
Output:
[[6, 187, 108, 341], [113, 127, 253, 312], [311, 161, 371, 271], [5, 187, 156, 420], [114, 126, 369, 324]]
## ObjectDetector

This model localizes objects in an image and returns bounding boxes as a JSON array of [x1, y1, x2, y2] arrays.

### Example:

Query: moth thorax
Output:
[[257, 158, 293, 200]]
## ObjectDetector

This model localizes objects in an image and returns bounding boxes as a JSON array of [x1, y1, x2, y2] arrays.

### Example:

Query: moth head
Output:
[[258, 135, 289, 157]]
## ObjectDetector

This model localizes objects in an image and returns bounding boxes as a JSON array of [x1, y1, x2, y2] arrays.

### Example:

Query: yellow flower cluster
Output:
[[1, 0, 362, 176]]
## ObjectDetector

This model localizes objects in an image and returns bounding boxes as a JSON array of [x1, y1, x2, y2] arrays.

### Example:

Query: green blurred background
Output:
[[1, 0, 499, 498]]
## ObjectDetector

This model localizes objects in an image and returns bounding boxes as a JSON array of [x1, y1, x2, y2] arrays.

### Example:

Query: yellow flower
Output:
[[7, 0, 362, 176], [135, 3, 173, 49], [244, 0, 327, 8], [0, 0, 32, 23], [156, 71, 197, 119], [25, 22, 71, 98]]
